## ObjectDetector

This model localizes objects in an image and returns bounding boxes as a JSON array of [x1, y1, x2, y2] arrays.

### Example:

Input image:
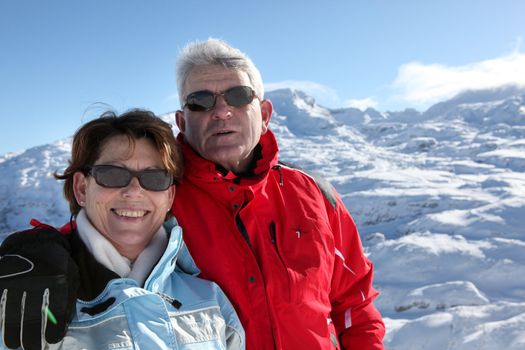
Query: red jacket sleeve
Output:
[[327, 192, 385, 349]]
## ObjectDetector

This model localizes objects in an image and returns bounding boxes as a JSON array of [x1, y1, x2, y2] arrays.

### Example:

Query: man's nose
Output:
[[211, 95, 233, 120]]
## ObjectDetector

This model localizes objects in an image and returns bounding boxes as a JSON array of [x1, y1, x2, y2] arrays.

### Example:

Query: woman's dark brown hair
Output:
[[55, 109, 183, 215]]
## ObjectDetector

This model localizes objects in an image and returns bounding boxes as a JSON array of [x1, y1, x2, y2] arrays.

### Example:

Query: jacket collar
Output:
[[177, 129, 279, 186], [143, 217, 200, 290]]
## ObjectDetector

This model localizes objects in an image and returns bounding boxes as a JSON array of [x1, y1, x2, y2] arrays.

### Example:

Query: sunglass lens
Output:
[[94, 166, 130, 188], [139, 171, 172, 191], [225, 86, 254, 107], [186, 91, 216, 111]]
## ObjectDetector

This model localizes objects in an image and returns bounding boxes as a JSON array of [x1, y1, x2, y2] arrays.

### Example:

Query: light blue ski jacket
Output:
[[49, 218, 245, 350]]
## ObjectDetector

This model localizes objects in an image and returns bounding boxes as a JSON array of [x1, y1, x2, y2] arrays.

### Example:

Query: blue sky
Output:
[[1, 0, 524, 155]]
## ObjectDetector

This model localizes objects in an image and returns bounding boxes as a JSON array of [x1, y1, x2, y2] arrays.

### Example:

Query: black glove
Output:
[[0, 227, 79, 349]]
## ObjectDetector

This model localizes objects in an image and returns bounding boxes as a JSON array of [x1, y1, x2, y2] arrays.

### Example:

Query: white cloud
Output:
[[264, 80, 341, 108], [344, 97, 378, 110], [391, 50, 525, 108]]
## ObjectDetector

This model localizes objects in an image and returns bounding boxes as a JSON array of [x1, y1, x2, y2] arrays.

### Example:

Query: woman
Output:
[[0, 109, 244, 350]]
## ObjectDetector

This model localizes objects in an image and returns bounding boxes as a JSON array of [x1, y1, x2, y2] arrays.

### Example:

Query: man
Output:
[[171, 39, 384, 349], [0, 39, 384, 349]]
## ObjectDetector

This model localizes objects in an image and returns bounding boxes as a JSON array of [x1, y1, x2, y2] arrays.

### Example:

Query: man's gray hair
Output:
[[176, 38, 264, 107]]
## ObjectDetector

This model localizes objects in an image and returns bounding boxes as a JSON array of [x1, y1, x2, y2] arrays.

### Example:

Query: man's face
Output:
[[176, 65, 272, 174]]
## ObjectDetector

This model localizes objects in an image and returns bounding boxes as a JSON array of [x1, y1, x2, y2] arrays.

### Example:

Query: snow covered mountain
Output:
[[1, 86, 524, 349]]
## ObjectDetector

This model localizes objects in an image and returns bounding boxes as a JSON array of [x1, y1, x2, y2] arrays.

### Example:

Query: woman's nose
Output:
[[122, 176, 144, 196]]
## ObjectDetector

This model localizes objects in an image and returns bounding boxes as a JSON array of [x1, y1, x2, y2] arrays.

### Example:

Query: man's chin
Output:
[[207, 150, 252, 173]]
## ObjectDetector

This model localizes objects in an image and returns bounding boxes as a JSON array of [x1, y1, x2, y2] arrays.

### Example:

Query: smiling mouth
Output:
[[112, 209, 148, 218]]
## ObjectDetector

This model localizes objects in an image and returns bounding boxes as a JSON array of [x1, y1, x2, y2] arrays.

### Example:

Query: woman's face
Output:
[[73, 135, 176, 260]]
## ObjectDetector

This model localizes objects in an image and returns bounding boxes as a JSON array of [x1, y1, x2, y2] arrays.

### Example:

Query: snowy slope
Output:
[[1, 86, 524, 349]]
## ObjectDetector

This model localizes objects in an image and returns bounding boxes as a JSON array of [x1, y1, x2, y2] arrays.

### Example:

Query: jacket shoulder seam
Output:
[[276, 162, 337, 209]]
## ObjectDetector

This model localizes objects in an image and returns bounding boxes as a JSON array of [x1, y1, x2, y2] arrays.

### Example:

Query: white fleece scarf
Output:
[[76, 209, 168, 286]]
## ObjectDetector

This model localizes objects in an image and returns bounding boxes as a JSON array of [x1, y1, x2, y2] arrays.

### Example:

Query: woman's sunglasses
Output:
[[183, 85, 256, 112], [87, 165, 173, 191]]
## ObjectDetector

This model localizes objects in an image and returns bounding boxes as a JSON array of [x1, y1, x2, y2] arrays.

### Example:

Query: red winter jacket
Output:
[[173, 130, 385, 349]]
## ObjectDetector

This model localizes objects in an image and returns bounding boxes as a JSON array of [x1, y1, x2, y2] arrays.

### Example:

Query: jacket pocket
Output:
[[170, 306, 227, 349], [273, 217, 334, 302], [58, 315, 134, 350]]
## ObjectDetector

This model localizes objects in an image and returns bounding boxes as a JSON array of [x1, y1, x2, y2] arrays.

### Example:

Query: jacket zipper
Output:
[[269, 221, 277, 246], [236, 213, 253, 249], [269, 221, 292, 302], [272, 165, 284, 187], [269, 221, 285, 266]]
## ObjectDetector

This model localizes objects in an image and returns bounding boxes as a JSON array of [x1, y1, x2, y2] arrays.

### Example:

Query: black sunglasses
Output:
[[183, 85, 256, 112], [87, 165, 173, 191]]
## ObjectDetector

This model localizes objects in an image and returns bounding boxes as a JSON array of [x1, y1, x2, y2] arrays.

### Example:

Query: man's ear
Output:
[[260, 99, 273, 134], [73, 172, 88, 206], [175, 110, 186, 133]]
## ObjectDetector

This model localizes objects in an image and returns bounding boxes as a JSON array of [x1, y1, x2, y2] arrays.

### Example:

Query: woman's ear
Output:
[[73, 172, 88, 206], [167, 185, 176, 211]]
